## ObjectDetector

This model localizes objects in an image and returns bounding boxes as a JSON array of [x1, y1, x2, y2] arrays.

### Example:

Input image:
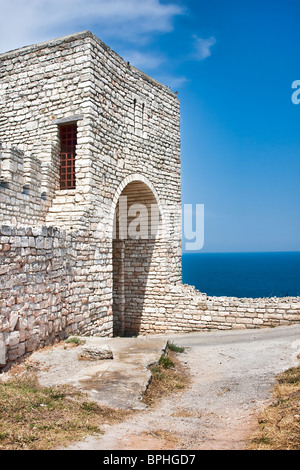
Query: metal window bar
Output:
[[60, 124, 77, 190]]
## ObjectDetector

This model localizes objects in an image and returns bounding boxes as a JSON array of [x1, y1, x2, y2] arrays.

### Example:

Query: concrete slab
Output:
[[23, 335, 168, 410]]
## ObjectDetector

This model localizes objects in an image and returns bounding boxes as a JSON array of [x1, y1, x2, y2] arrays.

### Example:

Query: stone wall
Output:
[[134, 283, 300, 334], [0, 225, 73, 367], [0, 224, 114, 369]]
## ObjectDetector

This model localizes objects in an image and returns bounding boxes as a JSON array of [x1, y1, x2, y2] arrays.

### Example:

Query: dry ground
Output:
[[0, 326, 299, 451], [248, 365, 300, 450]]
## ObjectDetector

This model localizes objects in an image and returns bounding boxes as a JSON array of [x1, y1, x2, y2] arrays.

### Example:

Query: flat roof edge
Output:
[[0, 31, 92, 58], [0, 30, 179, 99]]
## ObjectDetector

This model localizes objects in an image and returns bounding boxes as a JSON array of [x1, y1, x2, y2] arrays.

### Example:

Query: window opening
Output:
[[60, 124, 77, 190]]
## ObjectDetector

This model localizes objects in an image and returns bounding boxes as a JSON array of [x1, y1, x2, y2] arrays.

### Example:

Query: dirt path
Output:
[[65, 325, 300, 451]]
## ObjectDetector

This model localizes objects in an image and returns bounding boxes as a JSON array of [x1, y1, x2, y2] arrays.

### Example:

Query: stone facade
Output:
[[0, 31, 299, 370]]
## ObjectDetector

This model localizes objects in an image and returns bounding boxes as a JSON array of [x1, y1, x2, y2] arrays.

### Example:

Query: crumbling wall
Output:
[[132, 283, 300, 334], [0, 144, 49, 225]]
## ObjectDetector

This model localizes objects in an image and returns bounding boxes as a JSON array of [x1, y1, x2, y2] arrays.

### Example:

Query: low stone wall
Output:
[[137, 283, 300, 334]]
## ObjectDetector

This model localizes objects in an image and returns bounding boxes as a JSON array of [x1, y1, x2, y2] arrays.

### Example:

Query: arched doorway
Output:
[[112, 179, 163, 336]]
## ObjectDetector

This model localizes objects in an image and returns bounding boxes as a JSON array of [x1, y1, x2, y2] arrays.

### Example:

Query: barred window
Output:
[[60, 124, 77, 190]]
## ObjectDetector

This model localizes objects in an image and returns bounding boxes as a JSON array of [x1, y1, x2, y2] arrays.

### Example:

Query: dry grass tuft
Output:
[[0, 373, 129, 450], [248, 366, 300, 450], [143, 348, 190, 407]]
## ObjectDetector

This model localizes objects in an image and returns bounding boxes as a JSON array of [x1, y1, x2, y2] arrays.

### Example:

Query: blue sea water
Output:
[[182, 252, 300, 298]]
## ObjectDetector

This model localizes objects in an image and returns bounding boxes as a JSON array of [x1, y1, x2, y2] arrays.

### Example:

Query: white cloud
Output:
[[0, 0, 185, 53], [158, 75, 189, 91], [192, 35, 217, 61], [122, 51, 165, 70]]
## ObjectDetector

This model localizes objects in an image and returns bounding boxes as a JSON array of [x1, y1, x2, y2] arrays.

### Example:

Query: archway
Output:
[[112, 179, 163, 336]]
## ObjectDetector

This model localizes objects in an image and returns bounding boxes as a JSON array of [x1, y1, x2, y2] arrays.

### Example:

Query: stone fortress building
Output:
[[0, 31, 299, 369]]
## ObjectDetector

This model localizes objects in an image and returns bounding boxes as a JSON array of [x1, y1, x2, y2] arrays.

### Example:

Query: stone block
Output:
[[78, 345, 113, 361]]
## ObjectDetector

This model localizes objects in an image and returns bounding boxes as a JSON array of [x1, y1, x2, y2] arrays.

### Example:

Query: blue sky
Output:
[[1, 0, 299, 253]]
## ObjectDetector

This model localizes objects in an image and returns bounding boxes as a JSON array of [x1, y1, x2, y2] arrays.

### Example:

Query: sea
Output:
[[182, 252, 300, 299]]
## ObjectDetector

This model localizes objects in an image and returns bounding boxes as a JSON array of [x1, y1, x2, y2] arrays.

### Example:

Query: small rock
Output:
[[79, 345, 113, 361]]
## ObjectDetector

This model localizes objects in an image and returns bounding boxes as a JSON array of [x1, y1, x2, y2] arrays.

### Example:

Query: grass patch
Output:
[[167, 342, 185, 354], [158, 354, 175, 369], [143, 348, 190, 407], [248, 366, 300, 450], [65, 336, 86, 346], [0, 374, 129, 450]]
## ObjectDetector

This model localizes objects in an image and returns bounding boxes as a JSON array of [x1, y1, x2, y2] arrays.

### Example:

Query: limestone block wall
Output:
[[0, 225, 73, 368], [76, 32, 182, 281], [0, 224, 114, 370], [131, 283, 300, 334]]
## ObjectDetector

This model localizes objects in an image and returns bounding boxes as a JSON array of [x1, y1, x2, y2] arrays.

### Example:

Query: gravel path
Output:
[[65, 325, 300, 451]]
